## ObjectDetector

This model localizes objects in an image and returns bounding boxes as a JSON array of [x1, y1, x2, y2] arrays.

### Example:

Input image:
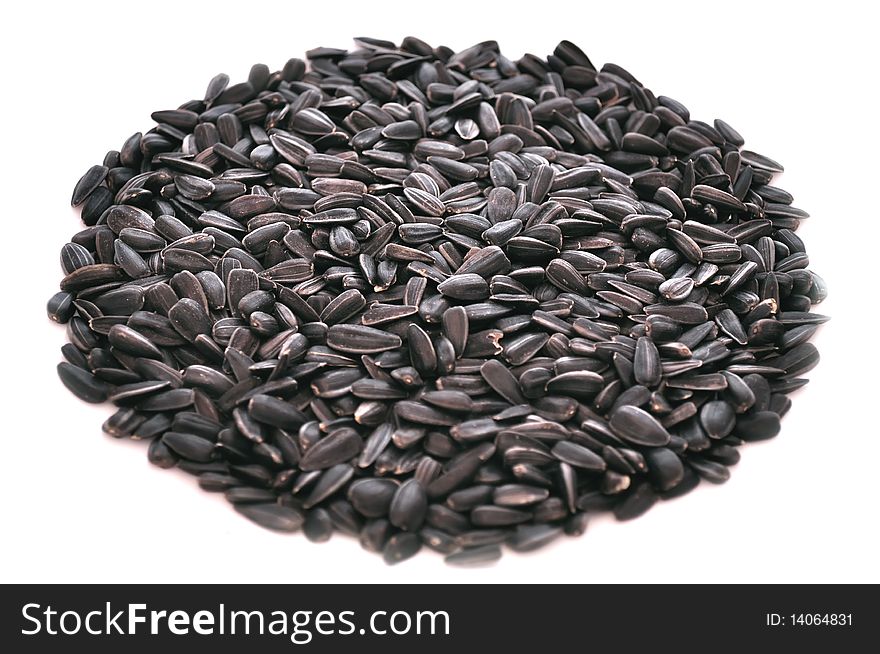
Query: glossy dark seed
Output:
[[646, 448, 684, 491], [348, 478, 398, 518], [445, 544, 503, 566], [358, 519, 392, 553], [493, 484, 550, 507], [609, 405, 671, 447], [480, 359, 526, 405], [47, 292, 75, 323], [60, 242, 96, 274], [389, 479, 428, 531], [507, 524, 563, 552], [327, 325, 402, 354], [303, 464, 355, 509], [57, 363, 109, 403], [71, 165, 109, 206], [700, 401, 737, 439], [320, 289, 365, 325], [236, 503, 304, 532], [633, 336, 661, 387], [303, 508, 334, 543], [734, 411, 782, 441], [688, 458, 731, 484], [161, 432, 215, 462], [383, 533, 422, 565], [299, 428, 362, 471], [441, 306, 469, 357], [248, 395, 307, 430], [437, 274, 490, 301], [545, 371, 604, 398], [147, 438, 178, 468], [471, 506, 531, 527], [407, 324, 437, 376], [614, 482, 658, 521], [551, 441, 606, 472]]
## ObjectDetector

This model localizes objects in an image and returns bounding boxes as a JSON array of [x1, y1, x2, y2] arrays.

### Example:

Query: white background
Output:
[[1, 0, 877, 584]]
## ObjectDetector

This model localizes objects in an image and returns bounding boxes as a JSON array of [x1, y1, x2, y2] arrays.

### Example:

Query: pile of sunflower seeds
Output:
[[50, 37, 827, 565]]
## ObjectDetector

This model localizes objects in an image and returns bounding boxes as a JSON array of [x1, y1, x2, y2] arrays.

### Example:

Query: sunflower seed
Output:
[[444, 544, 502, 566], [299, 427, 363, 471], [348, 478, 398, 518], [382, 532, 422, 565], [57, 362, 110, 403], [609, 405, 671, 447], [551, 441, 606, 472], [493, 484, 550, 507], [71, 165, 109, 206], [437, 274, 490, 301], [633, 336, 662, 387], [614, 482, 658, 521], [162, 431, 215, 462], [327, 325, 402, 354], [734, 411, 782, 441], [646, 448, 684, 490], [388, 479, 428, 531], [236, 503, 304, 532]]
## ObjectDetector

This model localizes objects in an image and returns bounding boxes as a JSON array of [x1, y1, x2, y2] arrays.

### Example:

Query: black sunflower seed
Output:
[[327, 325, 402, 354], [471, 505, 531, 527], [551, 441, 606, 472], [633, 336, 662, 387], [71, 165, 109, 206], [609, 405, 671, 447], [407, 324, 437, 376], [437, 274, 490, 301], [348, 478, 398, 518], [734, 411, 782, 441], [303, 464, 355, 509], [388, 479, 428, 531], [493, 484, 550, 507], [57, 362, 110, 403], [444, 544, 502, 566], [161, 432, 215, 462], [47, 292, 75, 323], [646, 448, 684, 491], [545, 371, 604, 398], [236, 503, 304, 532], [613, 482, 658, 521], [299, 428, 363, 471], [700, 401, 737, 439], [479, 359, 526, 405], [60, 242, 96, 274], [303, 508, 334, 543], [382, 532, 422, 565]]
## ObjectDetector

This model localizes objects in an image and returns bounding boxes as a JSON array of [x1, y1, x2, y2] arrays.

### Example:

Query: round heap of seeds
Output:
[[51, 37, 827, 565]]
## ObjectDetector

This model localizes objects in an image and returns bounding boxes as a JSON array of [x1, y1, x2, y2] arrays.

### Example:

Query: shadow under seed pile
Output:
[[49, 37, 828, 565]]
